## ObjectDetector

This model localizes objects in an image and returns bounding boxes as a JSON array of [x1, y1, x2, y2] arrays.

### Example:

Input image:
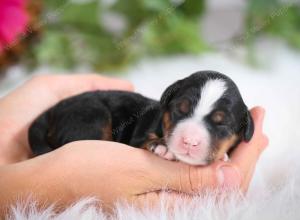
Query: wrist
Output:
[[0, 153, 74, 216]]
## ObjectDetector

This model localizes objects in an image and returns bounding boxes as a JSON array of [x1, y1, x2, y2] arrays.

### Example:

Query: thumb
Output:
[[44, 74, 134, 99], [185, 162, 241, 191], [151, 159, 240, 193], [216, 164, 241, 189]]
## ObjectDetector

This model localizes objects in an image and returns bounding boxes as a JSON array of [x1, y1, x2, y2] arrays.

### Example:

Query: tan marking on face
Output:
[[162, 111, 173, 138], [209, 134, 239, 162], [141, 133, 162, 151], [141, 133, 158, 151], [148, 133, 159, 140]]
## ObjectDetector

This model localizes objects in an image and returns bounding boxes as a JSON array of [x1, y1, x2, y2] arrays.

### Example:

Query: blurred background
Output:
[[0, 0, 300, 191]]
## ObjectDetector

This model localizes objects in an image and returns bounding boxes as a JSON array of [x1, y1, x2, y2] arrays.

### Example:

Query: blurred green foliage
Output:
[[30, 0, 206, 71], [25, 0, 300, 71], [246, 0, 300, 49]]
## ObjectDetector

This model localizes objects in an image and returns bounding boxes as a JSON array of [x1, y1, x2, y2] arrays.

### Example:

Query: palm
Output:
[[0, 74, 133, 163]]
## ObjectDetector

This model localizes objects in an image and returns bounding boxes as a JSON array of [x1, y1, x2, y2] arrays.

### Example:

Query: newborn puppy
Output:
[[29, 71, 254, 165]]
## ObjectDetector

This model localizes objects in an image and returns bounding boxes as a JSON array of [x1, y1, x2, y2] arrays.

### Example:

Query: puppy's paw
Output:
[[154, 145, 175, 161], [163, 150, 176, 160], [221, 154, 230, 162], [154, 145, 167, 156]]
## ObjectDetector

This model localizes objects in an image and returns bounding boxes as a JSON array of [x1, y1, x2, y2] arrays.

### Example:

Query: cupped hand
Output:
[[0, 74, 268, 212], [29, 107, 268, 210], [0, 74, 133, 164]]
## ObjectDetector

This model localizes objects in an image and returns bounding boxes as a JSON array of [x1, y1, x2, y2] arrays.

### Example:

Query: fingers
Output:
[[230, 106, 269, 191], [177, 162, 241, 192], [216, 163, 241, 188], [47, 74, 134, 99], [231, 106, 268, 171], [71, 74, 134, 91], [148, 157, 220, 194], [57, 74, 133, 97], [151, 107, 268, 194]]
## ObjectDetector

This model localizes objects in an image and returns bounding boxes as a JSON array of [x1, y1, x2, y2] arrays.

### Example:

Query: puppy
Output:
[[29, 71, 254, 165]]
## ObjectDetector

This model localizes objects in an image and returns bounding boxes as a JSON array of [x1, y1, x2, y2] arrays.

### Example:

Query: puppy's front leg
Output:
[[143, 136, 175, 161], [152, 144, 176, 160]]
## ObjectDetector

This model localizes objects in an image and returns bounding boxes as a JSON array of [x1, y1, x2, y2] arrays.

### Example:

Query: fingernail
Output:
[[217, 165, 241, 188]]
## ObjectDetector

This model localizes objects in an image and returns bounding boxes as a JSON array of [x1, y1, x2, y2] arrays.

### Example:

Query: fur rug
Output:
[[3, 39, 300, 219], [6, 172, 300, 220]]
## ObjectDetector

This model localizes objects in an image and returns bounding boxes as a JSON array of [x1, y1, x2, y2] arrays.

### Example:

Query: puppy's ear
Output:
[[243, 110, 254, 142], [160, 79, 183, 108]]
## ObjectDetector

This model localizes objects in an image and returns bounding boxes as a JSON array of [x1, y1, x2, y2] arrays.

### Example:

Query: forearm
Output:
[[0, 142, 129, 218], [0, 141, 141, 217], [0, 154, 73, 218]]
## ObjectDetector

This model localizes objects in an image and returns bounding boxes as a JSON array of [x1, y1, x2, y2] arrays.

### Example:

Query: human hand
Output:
[[0, 73, 268, 212], [135, 106, 268, 204], [0, 74, 133, 164], [20, 106, 267, 210]]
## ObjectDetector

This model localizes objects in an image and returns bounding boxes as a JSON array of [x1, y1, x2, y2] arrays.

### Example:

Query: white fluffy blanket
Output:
[[4, 40, 300, 220], [7, 179, 300, 220]]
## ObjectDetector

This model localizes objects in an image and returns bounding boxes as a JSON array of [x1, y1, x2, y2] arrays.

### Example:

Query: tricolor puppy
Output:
[[29, 71, 254, 165]]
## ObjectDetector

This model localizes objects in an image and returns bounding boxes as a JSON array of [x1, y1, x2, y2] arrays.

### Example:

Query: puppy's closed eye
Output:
[[177, 99, 191, 114], [175, 99, 191, 116]]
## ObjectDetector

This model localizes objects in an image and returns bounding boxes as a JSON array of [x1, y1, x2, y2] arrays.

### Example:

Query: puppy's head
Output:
[[160, 71, 254, 165]]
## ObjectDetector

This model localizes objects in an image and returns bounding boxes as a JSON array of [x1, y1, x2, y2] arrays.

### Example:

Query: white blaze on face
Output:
[[167, 79, 227, 165]]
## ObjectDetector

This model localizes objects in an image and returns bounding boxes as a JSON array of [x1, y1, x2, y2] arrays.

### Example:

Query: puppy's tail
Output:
[[28, 112, 53, 156]]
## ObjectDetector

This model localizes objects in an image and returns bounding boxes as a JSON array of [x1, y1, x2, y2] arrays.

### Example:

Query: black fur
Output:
[[29, 91, 162, 155], [29, 71, 254, 161], [158, 71, 254, 147]]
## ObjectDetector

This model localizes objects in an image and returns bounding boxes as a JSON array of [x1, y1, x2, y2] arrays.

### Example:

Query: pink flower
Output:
[[0, 0, 29, 53]]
